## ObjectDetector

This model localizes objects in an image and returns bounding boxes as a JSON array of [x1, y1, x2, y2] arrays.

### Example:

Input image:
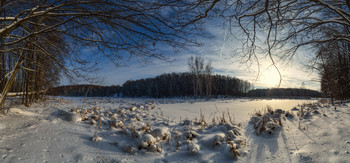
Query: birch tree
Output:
[[188, 56, 212, 98]]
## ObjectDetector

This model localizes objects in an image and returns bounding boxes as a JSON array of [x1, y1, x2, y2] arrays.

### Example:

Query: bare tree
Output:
[[3, 0, 348, 108], [318, 44, 338, 105], [188, 56, 203, 97], [190, 1, 350, 87], [188, 56, 212, 98], [0, 0, 220, 109], [214, 1, 350, 62], [317, 38, 350, 104]]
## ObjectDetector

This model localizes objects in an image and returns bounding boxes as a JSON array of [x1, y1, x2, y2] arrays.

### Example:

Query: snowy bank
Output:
[[0, 97, 348, 162]]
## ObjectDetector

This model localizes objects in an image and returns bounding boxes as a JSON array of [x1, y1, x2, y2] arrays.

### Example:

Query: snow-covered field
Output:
[[0, 97, 349, 162]]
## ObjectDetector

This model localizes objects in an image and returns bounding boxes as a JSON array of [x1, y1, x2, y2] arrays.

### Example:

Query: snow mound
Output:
[[92, 133, 103, 142], [198, 132, 226, 148], [67, 112, 82, 123], [9, 108, 40, 116], [188, 143, 200, 154]]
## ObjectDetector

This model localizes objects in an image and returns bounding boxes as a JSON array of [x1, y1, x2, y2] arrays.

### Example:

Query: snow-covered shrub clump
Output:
[[297, 103, 323, 119], [92, 133, 103, 142], [177, 110, 246, 158], [250, 107, 285, 136], [187, 143, 200, 154], [63, 100, 246, 159], [250, 103, 326, 136], [139, 134, 162, 152], [151, 127, 170, 141]]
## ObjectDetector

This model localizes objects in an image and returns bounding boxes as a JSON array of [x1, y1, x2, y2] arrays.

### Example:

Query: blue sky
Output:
[[63, 19, 320, 91], [90, 53, 320, 90]]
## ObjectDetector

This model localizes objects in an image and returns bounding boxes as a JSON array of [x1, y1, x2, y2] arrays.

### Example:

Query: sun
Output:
[[259, 67, 281, 87]]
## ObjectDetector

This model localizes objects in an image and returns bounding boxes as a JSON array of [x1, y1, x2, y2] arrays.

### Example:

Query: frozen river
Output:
[[53, 96, 318, 124], [157, 99, 318, 123]]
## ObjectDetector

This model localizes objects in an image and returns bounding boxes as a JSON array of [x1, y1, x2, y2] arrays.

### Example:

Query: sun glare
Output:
[[259, 67, 281, 87]]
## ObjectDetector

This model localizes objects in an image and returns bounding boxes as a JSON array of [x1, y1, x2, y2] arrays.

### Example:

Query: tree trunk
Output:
[[0, 54, 24, 109]]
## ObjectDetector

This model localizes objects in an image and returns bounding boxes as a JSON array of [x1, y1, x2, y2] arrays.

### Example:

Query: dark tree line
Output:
[[48, 85, 121, 97], [49, 73, 252, 98], [48, 80, 323, 99], [248, 88, 322, 98], [121, 73, 252, 98]]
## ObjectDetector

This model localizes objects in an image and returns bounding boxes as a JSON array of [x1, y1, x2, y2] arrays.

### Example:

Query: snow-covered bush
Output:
[[297, 103, 321, 119], [184, 129, 200, 140], [110, 113, 118, 121], [187, 143, 200, 154], [285, 110, 294, 119], [61, 99, 247, 160], [182, 119, 192, 126], [123, 144, 135, 154], [151, 127, 170, 141], [140, 122, 152, 132], [223, 143, 240, 158], [92, 133, 102, 142], [212, 132, 226, 146], [250, 108, 285, 136], [117, 121, 125, 129], [139, 134, 161, 152], [139, 134, 156, 147], [129, 106, 137, 111], [91, 114, 99, 121], [228, 128, 241, 139], [109, 120, 116, 130], [90, 119, 96, 125]]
